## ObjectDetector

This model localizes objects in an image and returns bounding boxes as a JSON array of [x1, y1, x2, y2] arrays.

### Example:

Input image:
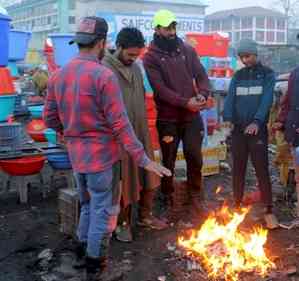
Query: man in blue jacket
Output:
[[223, 39, 279, 229]]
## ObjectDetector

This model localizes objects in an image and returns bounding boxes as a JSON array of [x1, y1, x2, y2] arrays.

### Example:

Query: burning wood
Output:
[[178, 205, 275, 281]]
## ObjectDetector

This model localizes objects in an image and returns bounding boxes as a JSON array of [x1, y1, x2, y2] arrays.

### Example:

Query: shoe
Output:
[[73, 241, 87, 269], [138, 214, 169, 230], [264, 213, 279, 229], [115, 223, 133, 243], [85, 256, 105, 281]]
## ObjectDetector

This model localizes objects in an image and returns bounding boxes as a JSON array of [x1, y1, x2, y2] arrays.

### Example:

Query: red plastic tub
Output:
[[26, 119, 46, 142], [0, 155, 45, 176]]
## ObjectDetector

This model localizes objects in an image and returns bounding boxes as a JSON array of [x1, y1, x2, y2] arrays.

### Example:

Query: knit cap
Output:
[[237, 39, 258, 55]]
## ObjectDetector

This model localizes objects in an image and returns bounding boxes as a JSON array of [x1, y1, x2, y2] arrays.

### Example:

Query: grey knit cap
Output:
[[237, 39, 258, 55]]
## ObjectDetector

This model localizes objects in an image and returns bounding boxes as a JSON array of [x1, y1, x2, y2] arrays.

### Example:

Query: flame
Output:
[[178, 206, 275, 281], [215, 186, 223, 194]]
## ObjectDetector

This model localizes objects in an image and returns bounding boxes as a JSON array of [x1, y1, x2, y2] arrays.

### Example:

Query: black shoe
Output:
[[85, 256, 104, 281], [73, 241, 87, 269]]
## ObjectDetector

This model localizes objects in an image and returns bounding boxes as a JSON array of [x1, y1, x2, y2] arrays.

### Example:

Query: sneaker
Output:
[[264, 213, 279, 229], [115, 224, 133, 243], [138, 214, 169, 230]]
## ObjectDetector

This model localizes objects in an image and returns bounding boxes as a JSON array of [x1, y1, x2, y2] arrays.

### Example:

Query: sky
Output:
[[206, 0, 279, 14]]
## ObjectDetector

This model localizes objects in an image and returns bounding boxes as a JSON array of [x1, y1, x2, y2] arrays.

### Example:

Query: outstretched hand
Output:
[[145, 161, 172, 178]]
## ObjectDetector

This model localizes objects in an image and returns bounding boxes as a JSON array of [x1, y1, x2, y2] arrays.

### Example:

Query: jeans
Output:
[[156, 116, 204, 197], [74, 162, 121, 258]]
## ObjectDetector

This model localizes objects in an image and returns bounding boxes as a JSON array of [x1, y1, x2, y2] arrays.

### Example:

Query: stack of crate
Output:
[[58, 188, 80, 237]]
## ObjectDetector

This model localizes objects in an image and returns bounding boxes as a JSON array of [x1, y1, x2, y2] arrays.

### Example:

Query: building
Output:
[[5, 0, 206, 50], [76, 0, 207, 44], [5, 0, 76, 49], [205, 6, 287, 46]]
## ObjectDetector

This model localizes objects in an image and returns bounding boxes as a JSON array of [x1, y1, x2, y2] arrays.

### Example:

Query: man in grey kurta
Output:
[[103, 27, 168, 242]]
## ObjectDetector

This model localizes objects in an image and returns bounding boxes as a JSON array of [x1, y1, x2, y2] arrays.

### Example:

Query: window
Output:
[[68, 0, 76, 10], [211, 20, 221, 31], [266, 31, 275, 42], [241, 17, 252, 29], [256, 31, 265, 42], [222, 19, 232, 30], [277, 32, 285, 42], [233, 18, 241, 29], [241, 31, 253, 39], [47, 16, 51, 25], [69, 16, 76, 24], [52, 15, 58, 26], [235, 31, 240, 41], [277, 19, 286, 30], [256, 17, 265, 28], [267, 17, 275, 29]]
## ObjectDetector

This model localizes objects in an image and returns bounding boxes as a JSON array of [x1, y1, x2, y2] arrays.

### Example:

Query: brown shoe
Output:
[[138, 214, 168, 230], [264, 213, 279, 229]]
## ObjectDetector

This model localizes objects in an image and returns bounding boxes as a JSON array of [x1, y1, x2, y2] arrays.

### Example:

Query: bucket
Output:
[[0, 13, 11, 66], [0, 67, 15, 95], [49, 34, 78, 67], [8, 30, 31, 61], [0, 95, 16, 121], [44, 128, 57, 145], [8, 61, 19, 77]]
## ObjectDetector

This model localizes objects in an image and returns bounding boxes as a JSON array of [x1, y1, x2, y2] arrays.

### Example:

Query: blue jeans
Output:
[[74, 162, 121, 258]]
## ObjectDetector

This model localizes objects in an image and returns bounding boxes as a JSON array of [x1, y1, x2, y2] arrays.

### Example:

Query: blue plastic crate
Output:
[[49, 34, 78, 67], [0, 13, 11, 66], [8, 30, 31, 61]]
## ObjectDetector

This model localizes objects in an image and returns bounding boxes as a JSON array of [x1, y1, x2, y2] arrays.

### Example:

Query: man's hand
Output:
[[244, 123, 259, 135], [223, 122, 234, 136], [145, 161, 172, 178], [186, 97, 206, 112], [273, 122, 283, 130]]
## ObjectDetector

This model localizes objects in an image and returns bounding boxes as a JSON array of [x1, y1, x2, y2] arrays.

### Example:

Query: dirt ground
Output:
[[1, 154, 299, 281]]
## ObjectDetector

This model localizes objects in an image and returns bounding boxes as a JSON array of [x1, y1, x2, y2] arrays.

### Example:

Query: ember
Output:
[[178, 206, 275, 281]]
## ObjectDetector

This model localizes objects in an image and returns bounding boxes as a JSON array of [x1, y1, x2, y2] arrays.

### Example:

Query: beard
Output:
[[154, 33, 179, 53]]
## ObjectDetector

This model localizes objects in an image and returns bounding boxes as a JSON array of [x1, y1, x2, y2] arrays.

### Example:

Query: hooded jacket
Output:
[[143, 37, 210, 123]]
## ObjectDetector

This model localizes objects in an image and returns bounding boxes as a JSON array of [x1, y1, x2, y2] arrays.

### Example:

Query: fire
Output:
[[178, 206, 275, 281], [215, 186, 223, 194]]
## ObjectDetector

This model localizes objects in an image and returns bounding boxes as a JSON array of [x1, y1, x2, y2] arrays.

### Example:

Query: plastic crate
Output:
[[186, 33, 229, 57], [0, 122, 22, 147], [0, 14, 11, 66]]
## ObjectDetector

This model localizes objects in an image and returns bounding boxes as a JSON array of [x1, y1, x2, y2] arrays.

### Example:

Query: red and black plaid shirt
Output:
[[43, 54, 150, 173]]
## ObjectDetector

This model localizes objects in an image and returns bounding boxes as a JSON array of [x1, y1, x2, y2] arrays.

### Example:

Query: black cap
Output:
[[69, 16, 108, 45]]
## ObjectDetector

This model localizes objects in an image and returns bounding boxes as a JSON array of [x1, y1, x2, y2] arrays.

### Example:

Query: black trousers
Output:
[[156, 116, 204, 196], [231, 126, 273, 209]]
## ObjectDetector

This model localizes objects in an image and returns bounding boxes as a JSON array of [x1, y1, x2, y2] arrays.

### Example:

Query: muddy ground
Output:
[[1, 153, 299, 281]]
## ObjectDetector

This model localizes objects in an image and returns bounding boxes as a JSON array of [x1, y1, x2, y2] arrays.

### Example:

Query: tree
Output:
[[273, 0, 299, 42]]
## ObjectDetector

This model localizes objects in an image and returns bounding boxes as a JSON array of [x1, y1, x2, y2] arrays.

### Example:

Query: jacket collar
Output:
[[76, 53, 100, 63], [104, 50, 135, 83]]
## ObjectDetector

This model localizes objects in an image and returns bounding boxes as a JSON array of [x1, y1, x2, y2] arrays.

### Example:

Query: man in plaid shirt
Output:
[[43, 16, 170, 281]]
